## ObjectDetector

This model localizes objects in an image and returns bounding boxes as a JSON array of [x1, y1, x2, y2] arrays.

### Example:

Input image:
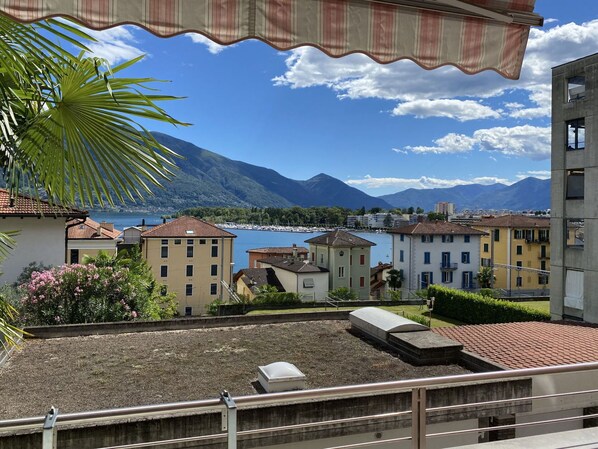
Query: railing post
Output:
[[42, 407, 58, 449], [220, 390, 237, 449], [411, 388, 427, 449]]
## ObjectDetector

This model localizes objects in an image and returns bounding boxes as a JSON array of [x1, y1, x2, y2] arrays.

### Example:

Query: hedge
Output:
[[428, 285, 550, 324]]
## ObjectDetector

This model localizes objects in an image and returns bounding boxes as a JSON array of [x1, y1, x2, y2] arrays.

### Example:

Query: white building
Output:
[[389, 221, 486, 292], [0, 190, 87, 284], [256, 256, 329, 301]]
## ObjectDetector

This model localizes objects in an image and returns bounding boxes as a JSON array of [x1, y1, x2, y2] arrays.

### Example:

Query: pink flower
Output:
[[131, 311, 138, 318]]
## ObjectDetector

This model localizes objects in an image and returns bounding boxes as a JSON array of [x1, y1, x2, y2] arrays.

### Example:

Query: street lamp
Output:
[[426, 296, 435, 327]]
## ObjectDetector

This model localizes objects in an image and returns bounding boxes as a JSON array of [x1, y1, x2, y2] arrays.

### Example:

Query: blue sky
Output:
[[80, 1, 598, 197]]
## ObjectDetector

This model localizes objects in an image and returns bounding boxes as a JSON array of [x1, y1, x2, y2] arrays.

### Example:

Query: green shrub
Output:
[[427, 285, 550, 324], [386, 290, 402, 302], [207, 299, 224, 316], [479, 288, 497, 298], [402, 312, 430, 327], [328, 287, 358, 301], [253, 292, 301, 306]]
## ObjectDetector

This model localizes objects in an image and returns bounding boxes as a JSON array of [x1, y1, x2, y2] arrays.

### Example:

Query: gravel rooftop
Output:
[[0, 320, 469, 419]]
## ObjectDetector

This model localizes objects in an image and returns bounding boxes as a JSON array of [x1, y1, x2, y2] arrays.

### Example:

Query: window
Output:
[[350, 255, 353, 265], [303, 278, 314, 288], [338, 266, 345, 278], [399, 250, 404, 262], [493, 229, 500, 242], [567, 75, 585, 101], [516, 276, 522, 287], [514, 230, 524, 239], [538, 229, 550, 243], [211, 245, 218, 257], [540, 245, 547, 258], [211, 264, 217, 276], [185, 306, 193, 316], [359, 276, 365, 288], [540, 260, 546, 271], [464, 235, 470, 243], [160, 265, 168, 277], [462, 271, 473, 289], [566, 169, 584, 199], [565, 269, 584, 309], [200, 239, 206, 244], [461, 252, 470, 264], [442, 271, 453, 284], [349, 277, 352, 288], [187, 239, 194, 245], [442, 235, 454, 243], [161, 239, 168, 245], [320, 254, 324, 264], [421, 235, 433, 243], [516, 245, 523, 255], [481, 258, 491, 267], [161, 245, 168, 258], [70, 249, 79, 264], [400, 234, 404, 242], [424, 252, 430, 264], [483, 243, 489, 253], [185, 284, 192, 296], [421, 272, 433, 288], [566, 219, 584, 248], [360, 254, 365, 265], [212, 239, 218, 244], [187, 245, 194, 258], [210, 283, 218, 295], [567, 118, 585, 150], [186, 265, 193, 277], [174, 239, 181, 245], [538, 274, 549, 285]]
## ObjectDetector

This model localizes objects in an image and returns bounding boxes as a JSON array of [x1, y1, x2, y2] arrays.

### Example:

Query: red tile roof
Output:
[[433, 321, 598, 369], [141, 216, 236, 239], [475, 215, 550, 229], [305, 229, 375, 247], [0, 189, 87, 218], [388, 221, 487, 236], [67, 218, 121, 240]]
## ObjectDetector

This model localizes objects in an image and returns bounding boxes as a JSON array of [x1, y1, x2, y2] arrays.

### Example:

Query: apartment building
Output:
[[141, 216, 236, 316], [305, 229, 374, 299], [474, 215, 551, 293], [389, 221, 485, 292], [551, 54, 597, 322], [246, 244, 308, 268], [66, 218, 121, 264]]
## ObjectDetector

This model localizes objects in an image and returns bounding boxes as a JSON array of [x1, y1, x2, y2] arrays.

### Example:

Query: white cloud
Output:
[[392, 99, 500, 121], [273, 19, 598, 121], [402, 125, 550, 160], [84, 27, 146, 64], [187, 33, 230, 54], [346, 175, 509, 190], [516, 170, 551, 180]]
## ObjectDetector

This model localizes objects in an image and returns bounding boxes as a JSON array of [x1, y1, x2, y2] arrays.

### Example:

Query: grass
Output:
[[247, 304, 462, 328], [515, 300, 550, 314]]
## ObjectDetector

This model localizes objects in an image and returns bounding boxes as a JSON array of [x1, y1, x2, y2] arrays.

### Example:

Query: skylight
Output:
[[186, 230, 194, 234]]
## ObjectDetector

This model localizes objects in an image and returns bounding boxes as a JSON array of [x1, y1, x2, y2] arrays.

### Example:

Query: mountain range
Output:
[[109, 132, 550, 213]]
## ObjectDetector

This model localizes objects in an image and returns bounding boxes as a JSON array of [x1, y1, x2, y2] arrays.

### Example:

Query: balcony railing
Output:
[[439, 262, 458, 270], [4, 362, 598, 449]]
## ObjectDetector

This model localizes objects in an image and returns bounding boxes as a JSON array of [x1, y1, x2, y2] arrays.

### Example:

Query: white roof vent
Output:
[[185, 230, 194, 234], [258, 362, 306, 393]]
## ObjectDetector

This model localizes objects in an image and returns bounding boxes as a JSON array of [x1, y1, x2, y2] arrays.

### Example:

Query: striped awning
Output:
[[0, 0, 542, 79]]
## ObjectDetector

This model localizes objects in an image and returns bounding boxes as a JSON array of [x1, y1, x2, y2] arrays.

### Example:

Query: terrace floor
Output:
[[0, 320, 469, 419]]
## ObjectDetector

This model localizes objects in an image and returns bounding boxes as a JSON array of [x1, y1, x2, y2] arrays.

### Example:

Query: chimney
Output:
[[99, 221, 114, 232], [292, 243, 298, 258]]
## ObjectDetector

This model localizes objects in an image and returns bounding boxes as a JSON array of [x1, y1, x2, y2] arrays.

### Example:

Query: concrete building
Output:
[[389, 221, 486, 292], [141, 216, 236, 316], [66, 218, 121, 264], [474, 215, 551, 294], [305, 229, 375, 299], [246, 244, 308, 268], [435, 202, 456, 215], [550, 54, 598, 322], [256, 256, 329, 301], [0, 190, 87, 284]]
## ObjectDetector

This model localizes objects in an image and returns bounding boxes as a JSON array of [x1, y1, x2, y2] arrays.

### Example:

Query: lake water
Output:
[[92, 212, 393, 268]]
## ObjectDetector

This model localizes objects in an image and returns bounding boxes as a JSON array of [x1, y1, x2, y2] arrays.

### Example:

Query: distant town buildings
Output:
[[389, 221, 486, 292], [346, 213, 409, 229], [435, 202, 455, 215]]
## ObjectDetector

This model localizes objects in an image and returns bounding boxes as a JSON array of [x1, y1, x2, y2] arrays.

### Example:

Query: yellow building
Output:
[[66, 218, 121, 264], [141, 216, 236, 316], [474, 215, 550, 293]]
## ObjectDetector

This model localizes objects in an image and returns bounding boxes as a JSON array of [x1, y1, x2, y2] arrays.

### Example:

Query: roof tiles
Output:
[[141, 216, 236, 239], [388, 221, 486, 236], [305, 229, 375, 247], [476, 215, 550, 229], [0, 189, 86, 217]]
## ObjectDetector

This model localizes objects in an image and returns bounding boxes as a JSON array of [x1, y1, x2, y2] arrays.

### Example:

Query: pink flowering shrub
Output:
[[21, 258, 177, 325]]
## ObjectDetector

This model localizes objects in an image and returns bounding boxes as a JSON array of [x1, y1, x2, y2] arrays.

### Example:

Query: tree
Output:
[[407, 207, 415, 214], [386, 269, 403, 290], [427, 212, 446, 222], [369, 207, 382, 214], [383, 213, 393, 228], [0, 17, 186, 346], [328, 287, 358, 301], [416, 207, 424, 214], [476, 267, 495, 289]]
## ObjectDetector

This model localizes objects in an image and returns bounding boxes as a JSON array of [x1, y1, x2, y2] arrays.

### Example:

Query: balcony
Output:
[[440, 262, 458, 270]]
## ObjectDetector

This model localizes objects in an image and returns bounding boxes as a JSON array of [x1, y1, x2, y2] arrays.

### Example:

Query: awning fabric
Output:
[[0, 0, 541, 79]]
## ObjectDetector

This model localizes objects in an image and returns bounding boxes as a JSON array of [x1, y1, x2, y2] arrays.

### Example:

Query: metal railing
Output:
[[3, 362, 598, 449]]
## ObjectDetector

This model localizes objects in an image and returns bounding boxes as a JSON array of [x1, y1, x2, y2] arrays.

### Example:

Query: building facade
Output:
[[551, 54, 597, 322], [141, 216, 236, 316], [67, 218, 121, 264], [246, 244, 308, 268], [474, 215, 551, 294], [305, 230, 375, 299], [256, 256, 329, 301], [389, 222, 485, 292]]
